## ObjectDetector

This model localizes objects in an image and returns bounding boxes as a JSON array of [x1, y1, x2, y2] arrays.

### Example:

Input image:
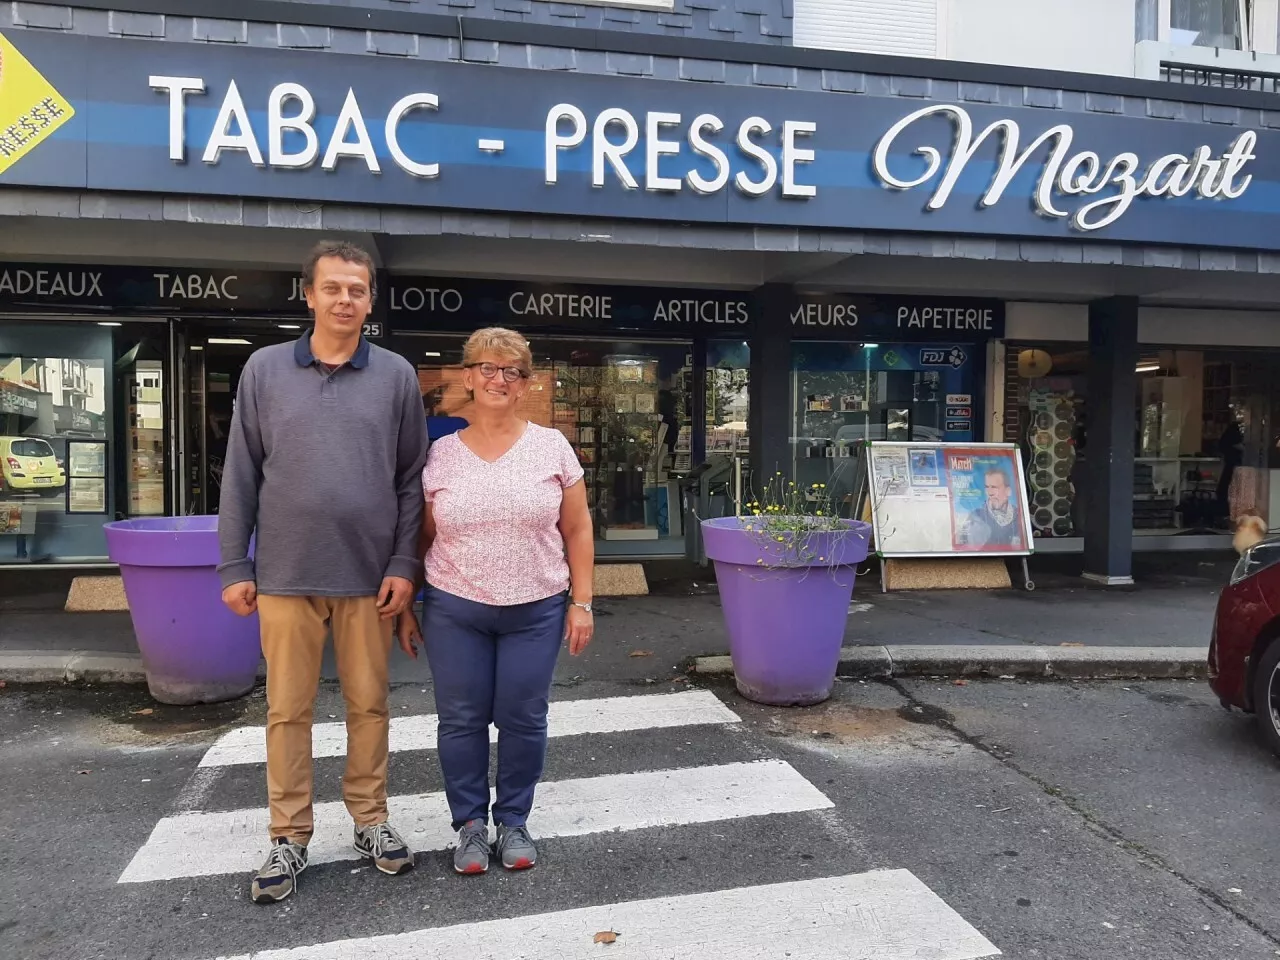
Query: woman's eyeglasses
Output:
[[467, 362, 529, 383]]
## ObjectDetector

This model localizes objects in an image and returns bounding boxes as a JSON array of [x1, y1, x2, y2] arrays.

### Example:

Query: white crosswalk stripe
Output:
[[122, 688, 1000, 959], [204, 870, 1001, 960], [198, 690, 740, 768], [119, 759, 830, 883]]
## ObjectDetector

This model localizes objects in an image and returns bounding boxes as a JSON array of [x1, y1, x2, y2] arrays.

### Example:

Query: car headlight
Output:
[[1232, 538, 1280, 584]]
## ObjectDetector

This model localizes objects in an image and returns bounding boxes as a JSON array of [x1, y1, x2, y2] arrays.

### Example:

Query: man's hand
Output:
[[396, 613, 423, 659], [377, 576, 416, 620], [222, 581, 258, 617]]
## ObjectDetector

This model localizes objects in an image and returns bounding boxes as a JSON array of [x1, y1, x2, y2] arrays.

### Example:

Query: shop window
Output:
[[0, 325, 114, 563], [1134, 349, 1274, 534], [1004, 344, 1087, 539], [704, 340, 750, 510], [408, 333, 691, 556], [792, 340, 979, 517], [1006, 342, 1280, 540]]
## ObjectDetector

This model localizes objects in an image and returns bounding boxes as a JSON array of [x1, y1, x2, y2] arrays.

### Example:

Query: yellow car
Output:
[[0, 436, 66, 497]]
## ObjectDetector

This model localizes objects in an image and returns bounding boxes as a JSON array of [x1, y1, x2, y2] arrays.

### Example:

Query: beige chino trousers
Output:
[[257, 594, 394, 844]]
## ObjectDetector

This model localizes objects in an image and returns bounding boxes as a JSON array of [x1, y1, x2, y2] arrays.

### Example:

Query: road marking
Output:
[[119, 759, 829, 884], [198, 690, 741, 768], [206, 870, 1000, 960]]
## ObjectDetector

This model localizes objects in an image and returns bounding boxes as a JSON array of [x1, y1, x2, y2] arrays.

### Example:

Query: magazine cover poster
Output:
[[946, 448, 1028, 552]]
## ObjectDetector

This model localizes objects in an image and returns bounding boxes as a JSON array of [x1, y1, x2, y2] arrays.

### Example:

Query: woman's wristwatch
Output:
[[570, 599, 593, 614]]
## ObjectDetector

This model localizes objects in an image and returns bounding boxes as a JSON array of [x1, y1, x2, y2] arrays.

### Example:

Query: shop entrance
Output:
[[396, 329, 699, 557], [180, 320, 301, 515]]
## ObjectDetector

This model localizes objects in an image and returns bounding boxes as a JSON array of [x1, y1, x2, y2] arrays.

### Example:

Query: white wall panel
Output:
[[947, 0, 1135, 75], [793, 0, 939, 56]]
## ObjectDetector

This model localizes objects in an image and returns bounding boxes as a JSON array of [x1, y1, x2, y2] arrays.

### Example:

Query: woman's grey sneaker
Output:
[[453, 819, 491, 875], [251, 838, 308, 904], [354, 821, 414, 875], [495, 824, 537, 870]]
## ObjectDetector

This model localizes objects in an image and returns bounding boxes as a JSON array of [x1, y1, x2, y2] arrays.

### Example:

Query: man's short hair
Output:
[[302, 240, 377, 303], [985, 468, 1010, 486]]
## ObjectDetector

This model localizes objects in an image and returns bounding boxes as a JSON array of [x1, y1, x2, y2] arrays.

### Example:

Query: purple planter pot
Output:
[[103, 516, 260, 706], [701, 516, 872, 706]]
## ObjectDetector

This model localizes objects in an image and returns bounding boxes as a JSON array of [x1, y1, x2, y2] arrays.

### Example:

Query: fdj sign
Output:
[[921, 347, 968, 369]]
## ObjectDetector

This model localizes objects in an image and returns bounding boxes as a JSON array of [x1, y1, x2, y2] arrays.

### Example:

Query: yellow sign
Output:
[[0, 30, 75, 175]]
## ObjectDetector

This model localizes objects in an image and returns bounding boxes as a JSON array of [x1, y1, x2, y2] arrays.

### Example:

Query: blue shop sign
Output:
[[788, 294, 1004, 342], [388, 277, 752, 333], [2, 28, 1272, 249]]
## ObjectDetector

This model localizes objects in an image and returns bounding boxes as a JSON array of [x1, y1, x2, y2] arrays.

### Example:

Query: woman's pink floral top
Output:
[[422, 423, 584, 606]]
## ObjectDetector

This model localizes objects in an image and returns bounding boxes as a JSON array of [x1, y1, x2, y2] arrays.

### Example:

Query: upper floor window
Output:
[[1170, 0, 1245, 48]]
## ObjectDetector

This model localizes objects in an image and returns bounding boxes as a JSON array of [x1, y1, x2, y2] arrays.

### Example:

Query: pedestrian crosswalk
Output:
[[119, 687, 1001, 959], [206, 871, 998, 960], [197, 690, 741, 768], [119, 759, 831, 883]]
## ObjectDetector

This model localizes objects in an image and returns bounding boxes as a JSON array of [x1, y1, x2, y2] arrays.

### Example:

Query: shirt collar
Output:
[[293, 329, 371, 370]]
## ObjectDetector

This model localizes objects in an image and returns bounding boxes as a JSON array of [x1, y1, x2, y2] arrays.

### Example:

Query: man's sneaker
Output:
[[495, 824, 538, 870], [251, 838, 308, 904], [453, 819, 491, 875], [354, 822, 414, 875]]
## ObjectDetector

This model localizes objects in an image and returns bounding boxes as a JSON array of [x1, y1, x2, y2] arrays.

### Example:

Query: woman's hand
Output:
[[564, 604, 594, 656], [397, 612, 423, 659]]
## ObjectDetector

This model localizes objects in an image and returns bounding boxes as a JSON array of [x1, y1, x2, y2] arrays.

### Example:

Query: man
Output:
[[217, 240, 428, 904], [959, 467, 1021, 548]]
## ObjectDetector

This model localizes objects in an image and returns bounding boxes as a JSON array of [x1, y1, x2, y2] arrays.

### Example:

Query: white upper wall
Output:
[[792, 0, 941, 57], [791, 0, 1278, 80], [944, 0, 1136, 76]]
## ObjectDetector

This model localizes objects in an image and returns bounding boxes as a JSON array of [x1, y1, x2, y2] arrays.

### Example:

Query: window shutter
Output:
[[793, 0, 939, 57]]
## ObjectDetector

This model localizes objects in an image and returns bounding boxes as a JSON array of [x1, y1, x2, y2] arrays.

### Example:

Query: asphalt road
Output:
[[1, 674, 1277, 959]]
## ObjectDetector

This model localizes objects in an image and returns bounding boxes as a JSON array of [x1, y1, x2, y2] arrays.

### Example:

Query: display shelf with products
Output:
[[1025, 388, 1080, 539]]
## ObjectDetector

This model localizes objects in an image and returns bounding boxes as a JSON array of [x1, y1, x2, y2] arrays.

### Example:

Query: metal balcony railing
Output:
[[1160, 59, 1280, 93]]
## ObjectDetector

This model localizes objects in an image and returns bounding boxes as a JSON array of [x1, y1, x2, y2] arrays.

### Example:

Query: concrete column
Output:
[[1082, 297, 1139, 585], [748, 284, 793, 489]]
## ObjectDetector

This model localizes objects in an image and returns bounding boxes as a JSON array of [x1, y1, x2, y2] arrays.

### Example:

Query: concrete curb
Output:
[[0, 652, 147, 685], [692, 644, 1210, 681]]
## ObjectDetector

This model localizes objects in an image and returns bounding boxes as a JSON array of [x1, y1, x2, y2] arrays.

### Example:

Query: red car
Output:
[[1209, 539, 1280, 756]]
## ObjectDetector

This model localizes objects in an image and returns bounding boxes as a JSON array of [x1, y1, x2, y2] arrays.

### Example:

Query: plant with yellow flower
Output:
[[733, 471, 864, 570]]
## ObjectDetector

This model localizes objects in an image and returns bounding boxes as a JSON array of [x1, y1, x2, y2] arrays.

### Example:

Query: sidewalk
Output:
[[0, 553, 1223, 686]]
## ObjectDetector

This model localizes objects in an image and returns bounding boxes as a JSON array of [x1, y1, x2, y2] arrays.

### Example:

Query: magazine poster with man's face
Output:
[[946, 449, 1028, 552]]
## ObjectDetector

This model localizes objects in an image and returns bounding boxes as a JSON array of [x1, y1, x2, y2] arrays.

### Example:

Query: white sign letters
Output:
[[872, 103, 1257, 231], [147, 75, 1259, 233], [544, 104, 816, 198]]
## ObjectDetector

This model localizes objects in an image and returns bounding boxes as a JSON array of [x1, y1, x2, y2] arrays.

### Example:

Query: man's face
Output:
[[304, 256, 372, 340], [985, 473, 1010, 510]]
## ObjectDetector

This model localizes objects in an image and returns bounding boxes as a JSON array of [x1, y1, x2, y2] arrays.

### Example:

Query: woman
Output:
[[398, 327, 595, 875]]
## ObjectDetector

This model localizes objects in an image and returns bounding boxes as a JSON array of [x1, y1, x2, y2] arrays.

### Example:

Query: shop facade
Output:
[[4, 8, 1280, 582], [0, 267, 1001, 560]]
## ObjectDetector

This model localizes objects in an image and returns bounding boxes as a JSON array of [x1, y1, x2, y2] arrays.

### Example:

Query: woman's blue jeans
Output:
[[422, 586, 566, 830]]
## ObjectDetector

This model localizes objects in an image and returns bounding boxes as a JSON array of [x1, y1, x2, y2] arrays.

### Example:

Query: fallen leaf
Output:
[[0, 680, 7, 688], [1060, 642, 1085, 648], [594, 931, 618, 944], [131, 708, 154, 716], [77, 770, 90, 775], [953, 679, 969, 686], [629, 650, 653, 658], [670, 676, 690, 684]]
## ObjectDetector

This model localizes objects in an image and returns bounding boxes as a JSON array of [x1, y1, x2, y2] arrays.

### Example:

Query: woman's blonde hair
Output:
[[462, 327, 532, 373]]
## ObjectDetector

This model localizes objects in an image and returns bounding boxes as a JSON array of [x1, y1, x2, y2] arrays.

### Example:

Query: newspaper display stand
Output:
[[851, 441, 1036, 593]]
